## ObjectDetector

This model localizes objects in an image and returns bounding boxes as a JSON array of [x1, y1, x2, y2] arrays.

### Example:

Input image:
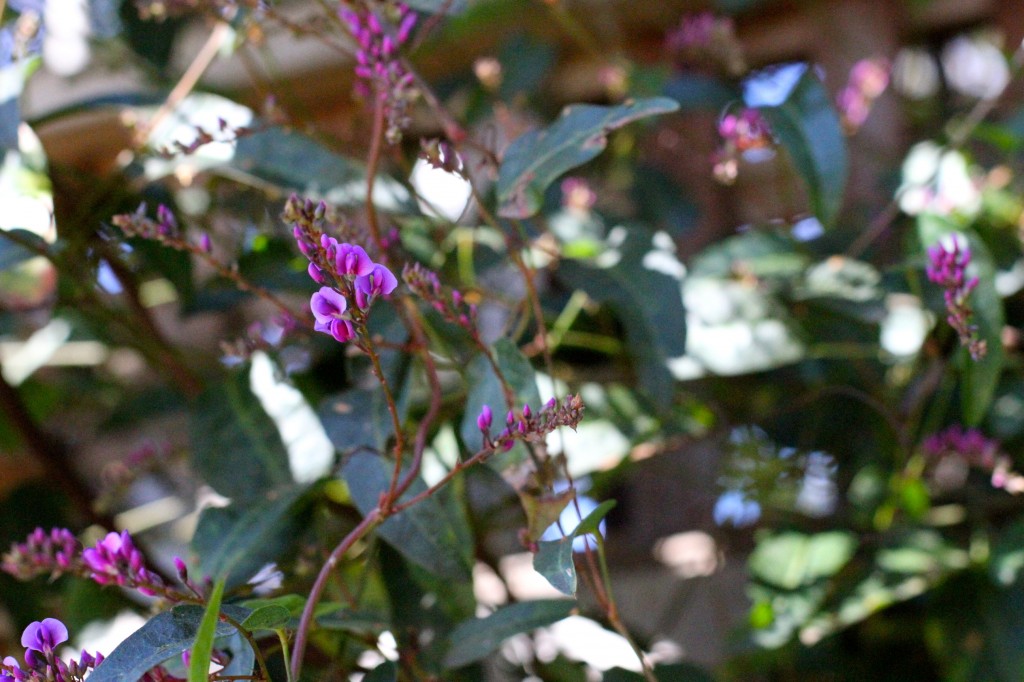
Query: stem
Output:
[[365, 93, 388, 252], [290, 509, 382, 680], [220, 612, 273, 682], [276, 629, 293, 682], [135, 21, 231, 146]]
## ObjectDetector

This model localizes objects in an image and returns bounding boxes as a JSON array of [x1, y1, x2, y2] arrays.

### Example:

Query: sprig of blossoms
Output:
[[836, 57, 890, 133], [340, 1, 418, 143], [712, 108, 772, 184], [925, 237, 986, 360], [403, 262, 478, 331], [0, 618, 103, 682], [287, 196, 398, 344], [476, 395, 585, 452], [3, 528, 190, 601]]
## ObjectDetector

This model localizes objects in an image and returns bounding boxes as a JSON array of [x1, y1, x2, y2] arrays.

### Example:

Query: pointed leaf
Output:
[[88, 605, 250, 682], [364, 660, 398, 681], [497, 98, 679, 218], [572, 499, 616, 538], [192, 487, 310, 590], [759, 70, 847, 227], [190, 370, 293, 500], [240, 604, 291, 631], [444, 599, 576, 668], [520, 487, 575, 543], [188, 578, 225, 682], [343, 451, 472, 579], [534, 538, 577, 596]]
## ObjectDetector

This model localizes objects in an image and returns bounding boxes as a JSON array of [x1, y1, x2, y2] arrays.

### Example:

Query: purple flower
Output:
[[355, 264, 399, 299], [926, 237, 986, 360], [311, 287, 348, 324], [82, 530, 164, 596], [335, 243, 375, 277], [21, 619, 68, 653], [477, 405, 493, 433]]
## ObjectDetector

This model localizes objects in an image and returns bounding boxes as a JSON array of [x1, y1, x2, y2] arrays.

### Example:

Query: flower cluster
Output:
[[288, 196, 398, 343], [836, 57, 890, 133], [920, 424, 1024, 494], [925, 237, 986, 360], [665, 12, 745, 76], [3, 528, 186, 600], [83, 531, 166, 597], [340, 1, 418, 143], [476, 395, 585, 451], [403, 262, 478, 331], [1, 619, 103, 682], [712, 108, 772, 184], [1, 528, 80, 581]]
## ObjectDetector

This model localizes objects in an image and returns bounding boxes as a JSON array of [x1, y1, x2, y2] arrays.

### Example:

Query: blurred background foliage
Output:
[[3, 0, 1024, 680]]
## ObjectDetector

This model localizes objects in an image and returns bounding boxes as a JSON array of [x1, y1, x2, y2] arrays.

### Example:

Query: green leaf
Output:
[[573, 500, 616, 538], [460, 338, 542, 452], [534, 538, 577, 596], [343, 451, 472, 579], [663, 74, 740, 112], [758, 69, 847, 227], [496, 98, 679, 218], [192, 486, 310, 591], [319, 387, 393, 453], [558, 227, 686, 403], [364, 660, 398, 682], [88, 604, 250, 682], [190, 370, 293, 500], [444, 599, 576, 668], [188, 578, 225, 682], [240, 604, 291, 631], [749, 531, 857, 590]]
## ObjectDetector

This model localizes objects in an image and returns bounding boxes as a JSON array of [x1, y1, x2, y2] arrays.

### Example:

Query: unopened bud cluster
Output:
[[111, 203, 212, 254], [836, 58, 890, 133], [403, 263, 478, 331], [476, 395, 585, 451]]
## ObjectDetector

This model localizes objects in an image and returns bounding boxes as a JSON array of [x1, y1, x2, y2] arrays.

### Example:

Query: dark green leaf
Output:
[[460, 338, 542, 452], [192, 487, 310, 591], [364, 660, 398, 682], [190, 370, 293, 500], [319, 387, 393, 453], [240, 604, 291, 631], [188, 578, 225, 682], [663, 74, 740, 112], [88, 604, 249, 682], [496, 98, 679, 218], [534, 538, 577, 596], [343, 451, 472, 579], [444, 599, 576, 668], [558, 228, 686, 403], [759, 70, 847, 227]]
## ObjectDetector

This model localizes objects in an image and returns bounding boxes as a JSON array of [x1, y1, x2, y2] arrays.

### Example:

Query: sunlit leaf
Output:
[[239, 604, 291, 631], [758, 70, 847, 227], [749, 531, 857, 590], [496, 98, 679, 218], [444, 599, 576, 668]]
